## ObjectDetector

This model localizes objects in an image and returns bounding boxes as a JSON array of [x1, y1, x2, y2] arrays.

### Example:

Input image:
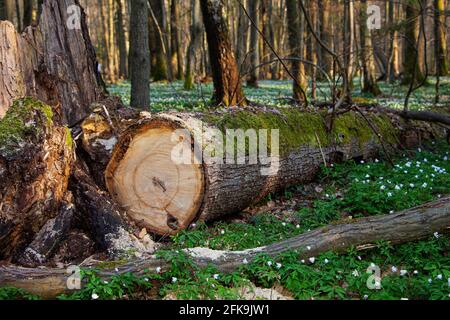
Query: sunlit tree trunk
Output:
[[184, 0, 203, 90], [402, 0, 425, 85], [200, 0, 247, 106], [149, 0, 169, 81], [434, 0, 448, 76], [170, 0, 183, 80], [286, 0, 307, 103], [115, 0, 127, 79], [386, 0, 400, 82], [360, 0, 381, 96], [236, 0, 249, 71], [343, 0, 355, 99]]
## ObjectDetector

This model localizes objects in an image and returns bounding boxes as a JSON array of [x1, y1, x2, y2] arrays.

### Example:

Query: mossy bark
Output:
[[105, 107, 445, 234], [0, 98, 74, 261]]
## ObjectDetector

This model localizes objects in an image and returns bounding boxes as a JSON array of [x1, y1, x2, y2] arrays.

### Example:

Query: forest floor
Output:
[[1, 80, 449, 301], [108, 77, 450, 112]]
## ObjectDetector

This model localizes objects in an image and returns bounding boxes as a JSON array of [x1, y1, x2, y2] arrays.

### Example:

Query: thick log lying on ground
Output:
[[1, 196, 448, 299], [0, 98, 74, 261], [0, 0, 104, 126], [105, 107, 445, 235]]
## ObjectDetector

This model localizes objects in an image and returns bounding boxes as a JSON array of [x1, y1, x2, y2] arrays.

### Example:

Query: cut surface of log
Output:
[[106, 119, 205, 235], [0, 98, 74, 260], [1, 196, 448, 298], [106, 108, 446, 235]]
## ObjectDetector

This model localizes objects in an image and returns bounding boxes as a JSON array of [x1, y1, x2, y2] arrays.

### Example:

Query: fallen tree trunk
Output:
[[1, 196, 448, 299], [0, 0, 105, 126], [0, 98, 74, 261], [105, 108, 445, 235]]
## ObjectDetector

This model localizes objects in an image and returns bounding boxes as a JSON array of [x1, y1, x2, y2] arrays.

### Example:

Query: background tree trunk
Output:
[[184, 0, 203, 90], [402, 0, 425, 85], [286, 0, 307, 103], [115, 0, 127, 79], [360, 0, 381, 96], [247, 0, 260, 88], [200, 0, 246, 106], [129, 0, 150, 109], [149, 0, 169, 81], [434, 0, 448, 76], [170, 0, 183, 80]]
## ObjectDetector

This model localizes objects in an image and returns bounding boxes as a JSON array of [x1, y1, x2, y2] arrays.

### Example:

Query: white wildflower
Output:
[[91, 293, 99, 300]]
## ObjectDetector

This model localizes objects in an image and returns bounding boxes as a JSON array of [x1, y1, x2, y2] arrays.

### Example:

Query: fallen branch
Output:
[[1, 196, 449, 298]]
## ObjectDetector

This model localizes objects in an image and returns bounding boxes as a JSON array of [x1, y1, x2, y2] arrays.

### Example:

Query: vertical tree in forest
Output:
[[402, 0, 425, 85], [149, 0, 169, 81], [200, 0, 247, 106], [343, 0, 355, 99], [386, 0, 400, 82], [434, 0, 448, 76], [115, 0, 128, 79], [318, 0, 333, 78], [129, 0, 150, 109], [360, 0, 381, 96], [236, 0, 249, 72], [286, 0, 307, 103], [184, 0, 203, 90], [170, 0, 183, 80], [247, 0, 260, 87], [0, 0, 15, 23], [23, 0, 33, 28]]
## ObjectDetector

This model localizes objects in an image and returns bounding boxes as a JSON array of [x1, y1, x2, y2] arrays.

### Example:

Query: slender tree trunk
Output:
[[386, 0, 400, 82], [402, 0, 425, 85], [200, 0, 247, 106], [236, 0, 249, 73], [360, 0, 381, 96], [434, 0, 448, 76], [184, 0, 203, 90], [23, 0, 32, 28], [115, 0, 127, 79], [149, 0, 169, 81], [318, 0, 333, 78], [286, 0, 307, 103], [343, 0, 355, 99], [170, 0, 183, 80], [247, 0, 260, 87], [129, 0, 150, 109]]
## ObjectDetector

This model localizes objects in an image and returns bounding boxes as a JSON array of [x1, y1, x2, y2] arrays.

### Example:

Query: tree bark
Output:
[[434, 0, 448, 76], [200, 0, 247, 106], [247, 0, 260, 88], [0, 0, 105, 126], [105, 108, 445, 235], [286, 0, 307, 103], [170, 0, 183, 80], [129, 0, 150, 109], [0, 98, 74, 261], [2, 196, 449, 298], [115, 0, 128, 79], [402, 0, 425, 85], [149, 0, 169, 81], [360, 0, 381, 96], [184, 0, 204, 90]]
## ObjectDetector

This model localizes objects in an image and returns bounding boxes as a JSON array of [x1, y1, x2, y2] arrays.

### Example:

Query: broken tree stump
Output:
[[0, 0, 105, 126], [0, 98, 74, 261]]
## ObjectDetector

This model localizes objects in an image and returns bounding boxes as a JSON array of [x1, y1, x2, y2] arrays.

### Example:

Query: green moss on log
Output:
[[0, 98, 54, 155], [202, 108, 398, 155]]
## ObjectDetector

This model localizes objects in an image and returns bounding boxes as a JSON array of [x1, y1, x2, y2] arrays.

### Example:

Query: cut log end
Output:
[[106, 120, 204, 235]]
